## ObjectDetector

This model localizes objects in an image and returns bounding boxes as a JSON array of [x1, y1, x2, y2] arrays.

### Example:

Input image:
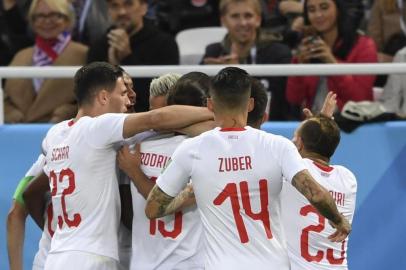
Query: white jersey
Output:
[[156, 127, 306, 270], [131, 133, 204, 270], [281, 158, 357, 270], [43, 113, 127, 260], [33, 120, 73, 269]]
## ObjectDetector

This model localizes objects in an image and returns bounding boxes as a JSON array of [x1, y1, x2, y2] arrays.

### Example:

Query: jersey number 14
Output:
[[213, 179, 272, 243]]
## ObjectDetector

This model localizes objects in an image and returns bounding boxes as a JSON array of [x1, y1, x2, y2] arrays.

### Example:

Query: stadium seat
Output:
[[175, 27, 227, 65]]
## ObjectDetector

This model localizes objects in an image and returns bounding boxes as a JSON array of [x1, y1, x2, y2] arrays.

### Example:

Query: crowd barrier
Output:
[[2, 63, 406, 124], [0, 122, 405, 269]]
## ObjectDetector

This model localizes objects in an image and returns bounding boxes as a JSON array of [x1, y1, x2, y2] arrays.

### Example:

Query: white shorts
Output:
[[44, 250, 120, 270]]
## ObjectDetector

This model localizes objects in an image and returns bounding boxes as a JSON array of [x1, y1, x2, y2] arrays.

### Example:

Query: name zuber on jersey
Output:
[[218, 156, 253, 172]]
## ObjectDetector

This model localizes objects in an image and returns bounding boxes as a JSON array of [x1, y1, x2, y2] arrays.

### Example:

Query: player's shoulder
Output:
[[47, 119, 73, 135], [333, 164, 357, 191]]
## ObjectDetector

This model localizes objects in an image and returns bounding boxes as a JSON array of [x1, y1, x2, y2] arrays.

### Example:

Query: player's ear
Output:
[[97, 90, 109, 106], [207, 97, 214, 112], [261, 112, 268, 124], [248, 97, 254, 112]]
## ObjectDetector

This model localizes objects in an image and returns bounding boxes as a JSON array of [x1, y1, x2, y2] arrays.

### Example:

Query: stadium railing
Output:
[[1, 63, 406, 124]]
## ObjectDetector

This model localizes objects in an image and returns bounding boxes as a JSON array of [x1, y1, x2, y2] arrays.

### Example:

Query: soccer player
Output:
[[281, 96, 357, 270], [35, 62, 212, 270], [145, 67, 351, 270], [117, 72, 210, 269]]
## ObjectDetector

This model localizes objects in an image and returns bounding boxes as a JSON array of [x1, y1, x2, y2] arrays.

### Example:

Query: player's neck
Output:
[[215, 113, 247, 129], [75, 106, 104, 121], [303, 151, 330, 166]]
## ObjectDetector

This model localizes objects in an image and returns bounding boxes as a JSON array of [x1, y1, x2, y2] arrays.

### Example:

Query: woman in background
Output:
[[286, 0, 377, 113], [4, 0, 88, 123]]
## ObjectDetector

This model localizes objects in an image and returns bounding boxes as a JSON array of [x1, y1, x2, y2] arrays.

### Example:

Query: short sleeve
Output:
[[276, 136, 307, 183], [87, 113, 127, 148], [156, 139, 194, 197]]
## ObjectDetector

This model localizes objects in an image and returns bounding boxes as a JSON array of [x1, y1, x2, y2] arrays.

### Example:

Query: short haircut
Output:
[[248, 78, 268, 126], [210, 67, 251, 111], [74, 62, 123, 106], [219, 0, 261, 16], [299, 115, 341, 159], [149, 73, 181, 97], [167, 72, 210, 107], [28, 0, 75, 30]]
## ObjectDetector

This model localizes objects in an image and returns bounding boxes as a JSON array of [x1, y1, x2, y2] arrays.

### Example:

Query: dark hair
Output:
[[247, 78, 267, 126], [167, 73, 210, 107], [210, 67, 251, 109], [74, 62, 123, 106], [299, 115, 340, 158], [179, 72, 211, 93], [303, 0, 364, 59]]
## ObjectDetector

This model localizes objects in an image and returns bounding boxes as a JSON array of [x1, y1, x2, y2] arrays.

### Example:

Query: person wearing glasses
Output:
[[3, 0, 88, 124]]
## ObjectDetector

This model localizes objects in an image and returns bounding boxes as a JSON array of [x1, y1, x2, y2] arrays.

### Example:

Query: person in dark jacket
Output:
[[87, 0, 179, 113], [201, 0, 296, 120]]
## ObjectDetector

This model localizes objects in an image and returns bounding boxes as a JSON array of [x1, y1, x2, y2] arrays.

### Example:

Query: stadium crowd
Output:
[[1, 0, 406, 123]]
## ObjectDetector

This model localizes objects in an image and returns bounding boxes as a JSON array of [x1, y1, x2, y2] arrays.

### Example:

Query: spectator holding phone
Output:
[[286, 0, 378, 114]]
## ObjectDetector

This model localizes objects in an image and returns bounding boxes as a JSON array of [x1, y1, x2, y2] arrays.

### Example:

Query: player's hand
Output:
[[328, 214, 351, 242], [302, 91, 337, 119], [320, 91, 337, 118], [107, 28, 132, 63], [117, 144, 141, 176]]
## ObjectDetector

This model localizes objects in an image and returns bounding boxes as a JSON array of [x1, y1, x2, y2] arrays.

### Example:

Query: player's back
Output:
[[281, 158, 357, 270], [175, 127, 305, 270], [43, 114, 126, 260], [131, 133, 204, 270]]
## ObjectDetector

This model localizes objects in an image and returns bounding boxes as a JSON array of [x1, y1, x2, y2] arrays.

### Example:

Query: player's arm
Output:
[[123, 105, 213, 138], [164, 184, 196, 215], [23, 172, 50, 229], [145, 182, 196, 219], [7, 174, 36, 270], [145, 185, 175, 218], [118, 144, 196, 212], [117, 144, 154, 199], [7, 200, 27, 270], [292, 170, 351, 242]]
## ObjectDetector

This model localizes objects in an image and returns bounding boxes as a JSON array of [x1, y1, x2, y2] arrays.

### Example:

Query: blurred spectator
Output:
[[1, 0, 111, 46], [201, 0, 297, 120], [0, 0, 33, 65], [367, 0, 406, 63], [286, 0, 377, 114], [379, 46, 406, 117], [154, 0, 220, 34], [87, 0, 179, 113], [4, 0, 88, 123]]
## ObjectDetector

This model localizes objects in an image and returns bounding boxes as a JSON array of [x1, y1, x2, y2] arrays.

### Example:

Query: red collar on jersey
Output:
[[68, 119, 75, 127], [219, 127, 246, 132], [313, 161, 334, 172]]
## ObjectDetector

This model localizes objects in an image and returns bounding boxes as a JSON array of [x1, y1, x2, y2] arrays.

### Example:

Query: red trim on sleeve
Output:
[[219, 127, 246, 132], [313, 162, 334, 172], [67, 119, 75, 127]]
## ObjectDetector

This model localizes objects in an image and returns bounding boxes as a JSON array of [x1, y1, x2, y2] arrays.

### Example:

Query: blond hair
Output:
[[149, 73, 181, 97], [28, 0, 75, 30], [219, 0, 262, 16]]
